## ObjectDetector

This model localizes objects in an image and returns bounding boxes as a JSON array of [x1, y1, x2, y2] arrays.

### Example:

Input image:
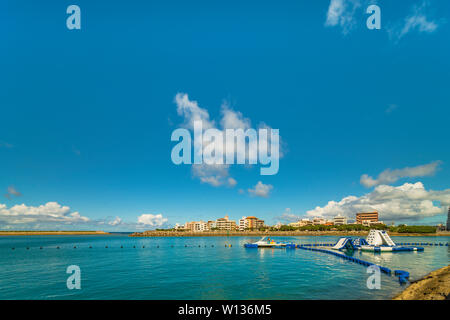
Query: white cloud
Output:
[[388, 1, 441, 40], [0, 201, 171, 231], [325, 0, 362, 34], [227, 177, 237, 187], [360, 161, 441, 188], [248, 181, 273, 198], [274, 208, 302, 223], [174, 93, 282, 187], [175, 93, 214, 130], [191, 163, 235, 187], [306, 182, 450, 222], [137, 213, 168, 227], [0, 202, 90, 225], [108, 217, 122, 226]]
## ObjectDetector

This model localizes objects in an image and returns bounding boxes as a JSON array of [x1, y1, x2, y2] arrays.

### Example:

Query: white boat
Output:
[[244, 236, 294, 248]]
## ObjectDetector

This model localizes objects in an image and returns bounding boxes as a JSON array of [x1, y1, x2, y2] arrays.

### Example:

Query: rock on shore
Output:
[[393, 265, 450, 300]]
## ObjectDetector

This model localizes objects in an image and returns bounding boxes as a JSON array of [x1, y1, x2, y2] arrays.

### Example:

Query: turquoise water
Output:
[[0, 235, 448, 300]]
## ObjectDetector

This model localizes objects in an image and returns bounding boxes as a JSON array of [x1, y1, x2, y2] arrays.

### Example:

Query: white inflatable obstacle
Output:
[[332, 237, 355, 250], [366, 230, 396, 247]]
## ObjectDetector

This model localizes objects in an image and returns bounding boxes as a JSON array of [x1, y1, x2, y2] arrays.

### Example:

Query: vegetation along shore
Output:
[[130, 230, 450, 237]]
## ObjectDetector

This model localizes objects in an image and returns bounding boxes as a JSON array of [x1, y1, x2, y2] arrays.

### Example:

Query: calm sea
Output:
[[0, 235, 448, 299]]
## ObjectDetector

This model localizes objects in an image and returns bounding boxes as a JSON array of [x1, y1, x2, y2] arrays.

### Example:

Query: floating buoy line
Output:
[[6, 241, 447, 251], [6, 241, 448, 285]]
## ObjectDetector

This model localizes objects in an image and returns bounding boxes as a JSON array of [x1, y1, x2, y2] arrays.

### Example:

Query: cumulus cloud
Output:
[[175, 93, 215, 130], [227, 177, 237, 187], [192, 163, 233, 187], [0, 201, 171, 231], [274, 208, 302, 224], [325, 0, 362, 34], [388, 1, 441, 41], [137, 214, 168, 227], [248, 181, 273, 198], [174, 93, 282, 187], [108, 217, 122, 226], [0, 202, 90, 225], [360, 161, 441, 188], [306, 182, 450, 222]]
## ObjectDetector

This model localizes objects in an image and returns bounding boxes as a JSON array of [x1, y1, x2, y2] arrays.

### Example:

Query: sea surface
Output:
[[0, 235, 448, 300]]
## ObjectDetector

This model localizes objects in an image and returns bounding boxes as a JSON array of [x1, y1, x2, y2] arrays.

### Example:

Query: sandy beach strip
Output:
[[393, 265, 450, 300]]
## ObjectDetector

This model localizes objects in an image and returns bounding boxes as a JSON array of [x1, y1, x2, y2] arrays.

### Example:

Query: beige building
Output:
[[215, 215, 237, 230], [238, 216, 265, 230], [356, 211, 378, 225], [288, 219, 312, 228], [207, 220, 216, 229], [333, 214, 347, 225], [184, 221, 209, 232], [312, 217, 326, 225]]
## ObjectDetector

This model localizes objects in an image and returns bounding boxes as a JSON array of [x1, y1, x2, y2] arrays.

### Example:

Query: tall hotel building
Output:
[[356, 211, 379, 225]]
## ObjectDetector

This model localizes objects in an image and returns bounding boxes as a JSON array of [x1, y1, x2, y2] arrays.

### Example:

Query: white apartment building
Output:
[[239, 217, 246, 231], [184, 221, 209, 232], [333, 214, 347, 226], [215, 215, 237, 230]]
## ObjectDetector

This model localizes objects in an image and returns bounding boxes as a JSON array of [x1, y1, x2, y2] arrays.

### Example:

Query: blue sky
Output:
[[1, 0, 449, 231]]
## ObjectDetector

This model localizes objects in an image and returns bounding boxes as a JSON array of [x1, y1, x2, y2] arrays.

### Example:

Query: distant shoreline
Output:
[[0, 231, 109, 236], [393, 265, 450, 300], [129, 230, 450, 237]]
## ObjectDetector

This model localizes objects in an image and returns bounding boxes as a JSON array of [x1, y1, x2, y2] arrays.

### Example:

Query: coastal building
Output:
[[239, 216, 265, 230], [184, 221, 209, 232], [356, 211, 378, 225], [238, 217, 246, 231], [288, 221, 301, 228], [207, 220, 216, 230], [361, 220, 383, 227], [333, 214, 347, 225], [312, 217, 326, 225], [215, 215, 237, 230], [239, 216, 264, 230], [174, 223, 185, 231], [447, 207, 450, 231], [289, 219, 312, 228]]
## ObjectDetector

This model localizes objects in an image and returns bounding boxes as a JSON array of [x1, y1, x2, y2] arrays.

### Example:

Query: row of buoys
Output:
[[10, 244, 227, 250], [394, 270, 410, 284], [299, 243, 334, 247], [297, 245, 412, 283], [397, 242, 448, 246]]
